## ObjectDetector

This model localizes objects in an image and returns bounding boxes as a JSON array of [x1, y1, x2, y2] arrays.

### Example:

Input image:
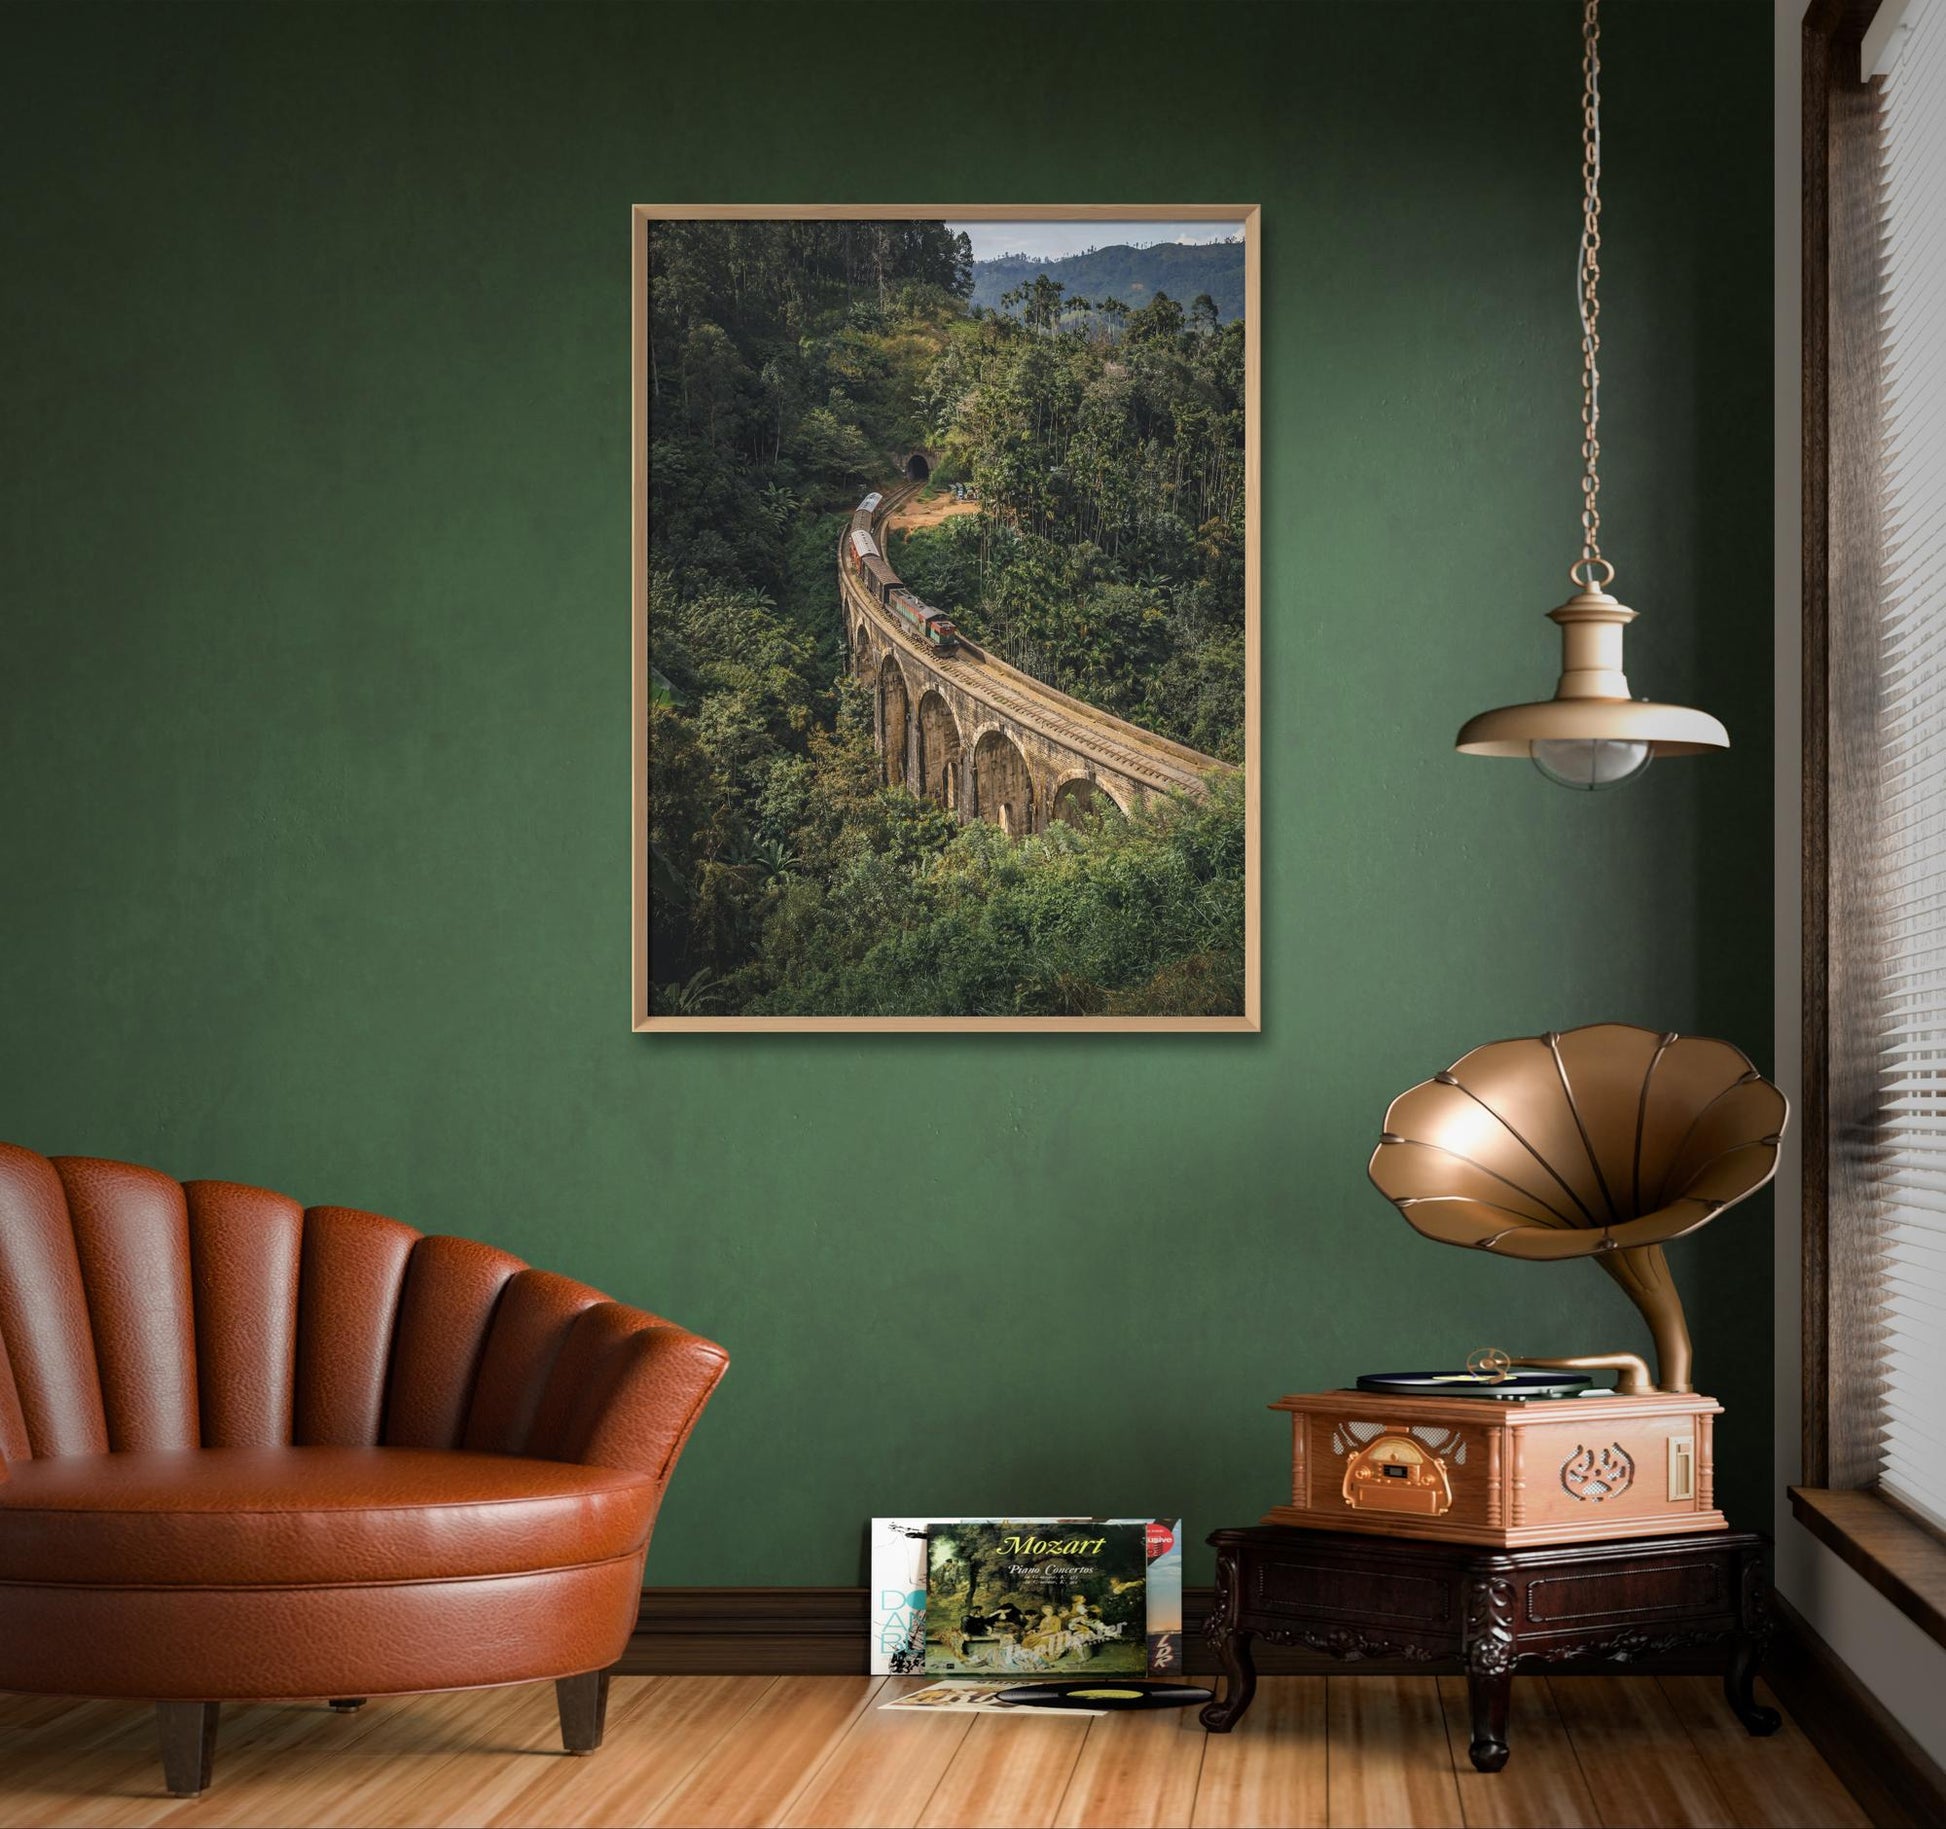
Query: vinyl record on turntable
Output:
[[1354, 1369, 1592, 1400], [996, 1681, 1212, 1711]]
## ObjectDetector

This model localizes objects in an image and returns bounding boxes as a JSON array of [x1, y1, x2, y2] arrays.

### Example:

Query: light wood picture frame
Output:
[[633, 204, 1260, 1032]]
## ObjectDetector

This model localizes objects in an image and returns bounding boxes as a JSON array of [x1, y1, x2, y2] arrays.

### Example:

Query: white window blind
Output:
[[1871, 0, 1946, 1534]]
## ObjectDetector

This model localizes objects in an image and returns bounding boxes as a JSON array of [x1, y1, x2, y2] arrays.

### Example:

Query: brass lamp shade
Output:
[[1455, 585, 1730, 757], [1367, 1024, 1787, 1393], [1455, 699, 1729, 756]]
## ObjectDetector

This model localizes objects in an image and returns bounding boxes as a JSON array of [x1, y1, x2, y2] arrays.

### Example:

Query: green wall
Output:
[[0, 1, 1773, 1581]]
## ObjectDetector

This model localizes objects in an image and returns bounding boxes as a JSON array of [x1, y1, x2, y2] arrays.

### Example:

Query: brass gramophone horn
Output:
[[1367, 1024, 1787, 1394]]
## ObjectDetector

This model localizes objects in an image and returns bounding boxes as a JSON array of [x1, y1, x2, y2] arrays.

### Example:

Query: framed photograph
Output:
[[633, 205, 1259, 1031]]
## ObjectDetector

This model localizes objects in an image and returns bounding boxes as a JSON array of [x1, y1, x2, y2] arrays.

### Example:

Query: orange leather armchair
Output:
[[0, 1145, 729, 1796]]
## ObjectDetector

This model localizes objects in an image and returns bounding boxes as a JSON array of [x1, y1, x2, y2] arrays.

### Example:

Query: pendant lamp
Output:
[[1455, 0, 1728, 791]]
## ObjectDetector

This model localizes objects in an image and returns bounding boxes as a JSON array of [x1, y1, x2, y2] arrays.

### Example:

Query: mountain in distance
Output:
[[969, 238, 1245, 322]]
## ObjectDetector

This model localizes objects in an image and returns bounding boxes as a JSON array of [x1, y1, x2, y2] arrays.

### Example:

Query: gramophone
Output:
[[1265, 1024, 1786, 1548]]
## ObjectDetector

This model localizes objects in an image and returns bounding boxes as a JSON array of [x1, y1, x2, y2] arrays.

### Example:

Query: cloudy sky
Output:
[[946, 220, 1242, 265]]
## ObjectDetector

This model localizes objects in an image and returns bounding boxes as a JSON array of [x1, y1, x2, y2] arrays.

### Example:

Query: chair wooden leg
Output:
[[328, 1698, 367, 1713], [555, 1671, 611, 1755], [155, 1702, 220, 1797]]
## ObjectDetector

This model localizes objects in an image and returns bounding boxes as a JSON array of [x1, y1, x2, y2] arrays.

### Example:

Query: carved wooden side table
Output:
[[1201, 1524, 1778, 1771]]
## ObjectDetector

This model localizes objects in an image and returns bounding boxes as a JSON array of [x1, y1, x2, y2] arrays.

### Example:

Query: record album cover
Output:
[[924, 1522, 1148, 1676], [870, 1517, 1182, 1675]]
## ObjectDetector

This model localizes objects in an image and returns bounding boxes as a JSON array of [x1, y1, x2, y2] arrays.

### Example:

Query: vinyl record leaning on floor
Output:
[[996, 1682, 1213, 1711]]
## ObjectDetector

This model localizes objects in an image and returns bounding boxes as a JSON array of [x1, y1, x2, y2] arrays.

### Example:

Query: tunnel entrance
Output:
[[904, 452, 930, 482]]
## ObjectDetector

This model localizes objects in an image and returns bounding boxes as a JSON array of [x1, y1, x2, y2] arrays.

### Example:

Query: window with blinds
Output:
[[1868, 0, 1946, 1536]]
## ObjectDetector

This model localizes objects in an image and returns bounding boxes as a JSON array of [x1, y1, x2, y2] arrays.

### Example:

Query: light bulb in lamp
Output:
[[1531, 736, 1652, 791]]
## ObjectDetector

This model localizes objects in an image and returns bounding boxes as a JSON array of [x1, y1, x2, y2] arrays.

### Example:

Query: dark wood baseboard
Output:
[[620, 1589, 868, 1677], [1765, 1592, 1946, 1829], [621, 1585, 1736, 1680]]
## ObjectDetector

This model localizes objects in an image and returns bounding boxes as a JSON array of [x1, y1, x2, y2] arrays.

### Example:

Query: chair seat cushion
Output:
[[0, 1447, 659, 1588]]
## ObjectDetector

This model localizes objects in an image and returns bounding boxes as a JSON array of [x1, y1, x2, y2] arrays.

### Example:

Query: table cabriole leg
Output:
[[1201, 1626, 1257, 1732], [1465, 1664, 1514, 1773], [1462, 1573, 1517, 1772], [1200, 1542, 1257, 1732], [1726, 1545, 1782, 1736]]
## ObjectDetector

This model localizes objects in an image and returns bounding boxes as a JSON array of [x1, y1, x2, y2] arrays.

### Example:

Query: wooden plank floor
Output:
[[0, 1675, 1867, 1829]]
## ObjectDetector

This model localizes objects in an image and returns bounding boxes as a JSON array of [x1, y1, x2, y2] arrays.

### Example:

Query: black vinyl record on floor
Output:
[[996, 1682, 1213, 1711]]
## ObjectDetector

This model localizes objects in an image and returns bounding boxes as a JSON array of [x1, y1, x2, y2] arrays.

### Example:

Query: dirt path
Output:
[[884, 490, 980, 535]]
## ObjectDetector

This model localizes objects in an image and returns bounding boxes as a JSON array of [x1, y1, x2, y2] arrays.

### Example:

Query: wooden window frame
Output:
[[1795, 0, 1946, 1649]]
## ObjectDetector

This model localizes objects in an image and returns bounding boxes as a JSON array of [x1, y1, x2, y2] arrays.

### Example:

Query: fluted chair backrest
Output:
[[0, 1145, 648, 1465]]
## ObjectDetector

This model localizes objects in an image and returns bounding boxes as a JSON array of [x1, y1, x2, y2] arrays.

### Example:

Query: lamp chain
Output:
[[1576, 0, 1607, 589]]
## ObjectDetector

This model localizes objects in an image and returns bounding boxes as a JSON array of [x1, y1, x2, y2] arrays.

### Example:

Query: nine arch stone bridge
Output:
[[841, 485, 1227, 835]]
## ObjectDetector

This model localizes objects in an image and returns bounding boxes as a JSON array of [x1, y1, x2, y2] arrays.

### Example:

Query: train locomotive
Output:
[[888, 588, 959, 651], [846, 491, 960, 652]]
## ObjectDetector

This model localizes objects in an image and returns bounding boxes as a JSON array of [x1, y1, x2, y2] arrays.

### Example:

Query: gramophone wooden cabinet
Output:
[[1200, 1523, 1777, 1773], [1265, 1387, 1726, 1548]]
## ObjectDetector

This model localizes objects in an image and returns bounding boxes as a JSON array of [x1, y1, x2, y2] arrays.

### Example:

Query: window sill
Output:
[[1789, 1486, 1946, 1649]]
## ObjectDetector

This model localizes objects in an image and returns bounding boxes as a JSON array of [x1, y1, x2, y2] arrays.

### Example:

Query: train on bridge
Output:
[[846, 493, 960, 652]]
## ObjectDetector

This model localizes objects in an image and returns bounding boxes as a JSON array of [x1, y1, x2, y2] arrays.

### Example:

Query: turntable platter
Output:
[[1354, 1369, 1593, 1400]]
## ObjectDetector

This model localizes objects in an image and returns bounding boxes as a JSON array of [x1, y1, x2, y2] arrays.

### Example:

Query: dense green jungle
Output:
[[647, 220, 1248, 1019]]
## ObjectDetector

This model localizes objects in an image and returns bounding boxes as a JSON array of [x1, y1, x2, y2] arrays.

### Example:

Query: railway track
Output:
[[849, 485, 1222, 800]]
